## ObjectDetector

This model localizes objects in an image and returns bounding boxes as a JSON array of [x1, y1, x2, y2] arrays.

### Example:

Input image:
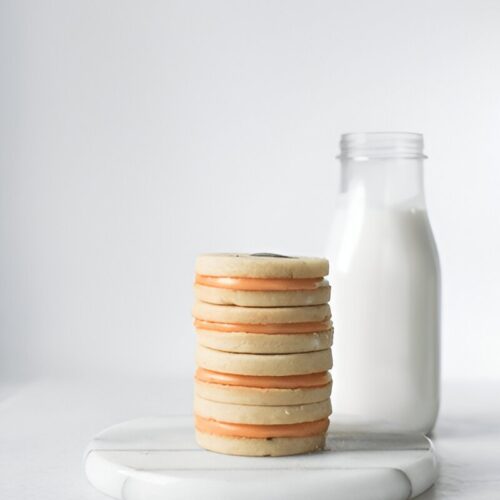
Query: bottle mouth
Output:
[[338, 132, 427, 160]]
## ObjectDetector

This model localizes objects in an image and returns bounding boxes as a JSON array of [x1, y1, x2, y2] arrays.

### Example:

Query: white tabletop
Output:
[[1, 377, 499, 499]]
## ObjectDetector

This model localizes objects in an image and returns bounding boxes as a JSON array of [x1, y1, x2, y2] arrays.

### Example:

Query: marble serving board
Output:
[[84, 416, 437, 500]]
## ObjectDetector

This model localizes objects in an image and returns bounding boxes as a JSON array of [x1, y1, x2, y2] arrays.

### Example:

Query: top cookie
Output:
[[196, 253, 329, 279]]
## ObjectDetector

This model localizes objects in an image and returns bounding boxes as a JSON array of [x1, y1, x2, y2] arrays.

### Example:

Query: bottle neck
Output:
[[339, 157, 426, 209], [338, 132, 427, 209]]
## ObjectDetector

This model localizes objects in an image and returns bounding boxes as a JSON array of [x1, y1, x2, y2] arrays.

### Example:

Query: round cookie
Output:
[[195, 431, 326, 457], [196, 329, 333, 354], [194, 282, 331, 307], [196, 345, 333, 376], [195, 253, 330, 307], [195, 369, 332, 405], [196, 253, 329, 279], [194, 396, 332, 424], [195, 380, 332, 406], [193, 302, 331, 324]]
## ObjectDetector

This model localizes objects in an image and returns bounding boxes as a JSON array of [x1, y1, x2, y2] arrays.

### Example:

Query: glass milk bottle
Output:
[[327, 132, 440, 434]]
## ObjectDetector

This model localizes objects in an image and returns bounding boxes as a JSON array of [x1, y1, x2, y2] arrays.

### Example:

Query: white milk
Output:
[[327, 201, 440, 434]]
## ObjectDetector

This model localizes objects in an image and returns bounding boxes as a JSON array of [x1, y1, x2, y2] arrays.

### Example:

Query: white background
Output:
[[1, 0, 500, 383]]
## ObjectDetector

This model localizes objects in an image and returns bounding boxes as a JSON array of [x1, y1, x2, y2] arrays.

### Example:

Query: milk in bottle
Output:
[[327, 132, 440, 434]]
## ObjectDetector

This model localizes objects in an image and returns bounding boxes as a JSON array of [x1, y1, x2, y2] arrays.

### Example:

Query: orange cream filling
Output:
[[195, 368, 331, 389], [195, 415, 329, 438], [195, 274, 323, 291], [194, 319, 332, 334]]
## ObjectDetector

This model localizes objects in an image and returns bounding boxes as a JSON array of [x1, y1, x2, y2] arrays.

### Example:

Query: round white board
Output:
[[84, 416, 437, 500]]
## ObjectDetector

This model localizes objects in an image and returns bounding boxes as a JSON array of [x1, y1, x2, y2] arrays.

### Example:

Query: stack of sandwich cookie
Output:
[[193, 253, 333, 456]]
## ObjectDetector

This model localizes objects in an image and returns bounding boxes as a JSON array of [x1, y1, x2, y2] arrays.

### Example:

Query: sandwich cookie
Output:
[[195, 368, 332, 405], [194, 395, 331, 456], [194, 302, 333, 354], [195, 418, 328, 456], [195, 253, 330, 307]]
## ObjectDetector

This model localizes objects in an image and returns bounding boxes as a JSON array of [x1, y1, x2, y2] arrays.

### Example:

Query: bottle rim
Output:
[[338, 132, 427, 160]]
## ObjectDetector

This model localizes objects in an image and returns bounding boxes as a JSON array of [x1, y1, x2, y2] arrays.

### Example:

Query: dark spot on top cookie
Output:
[[250, 253, 294, 259]]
